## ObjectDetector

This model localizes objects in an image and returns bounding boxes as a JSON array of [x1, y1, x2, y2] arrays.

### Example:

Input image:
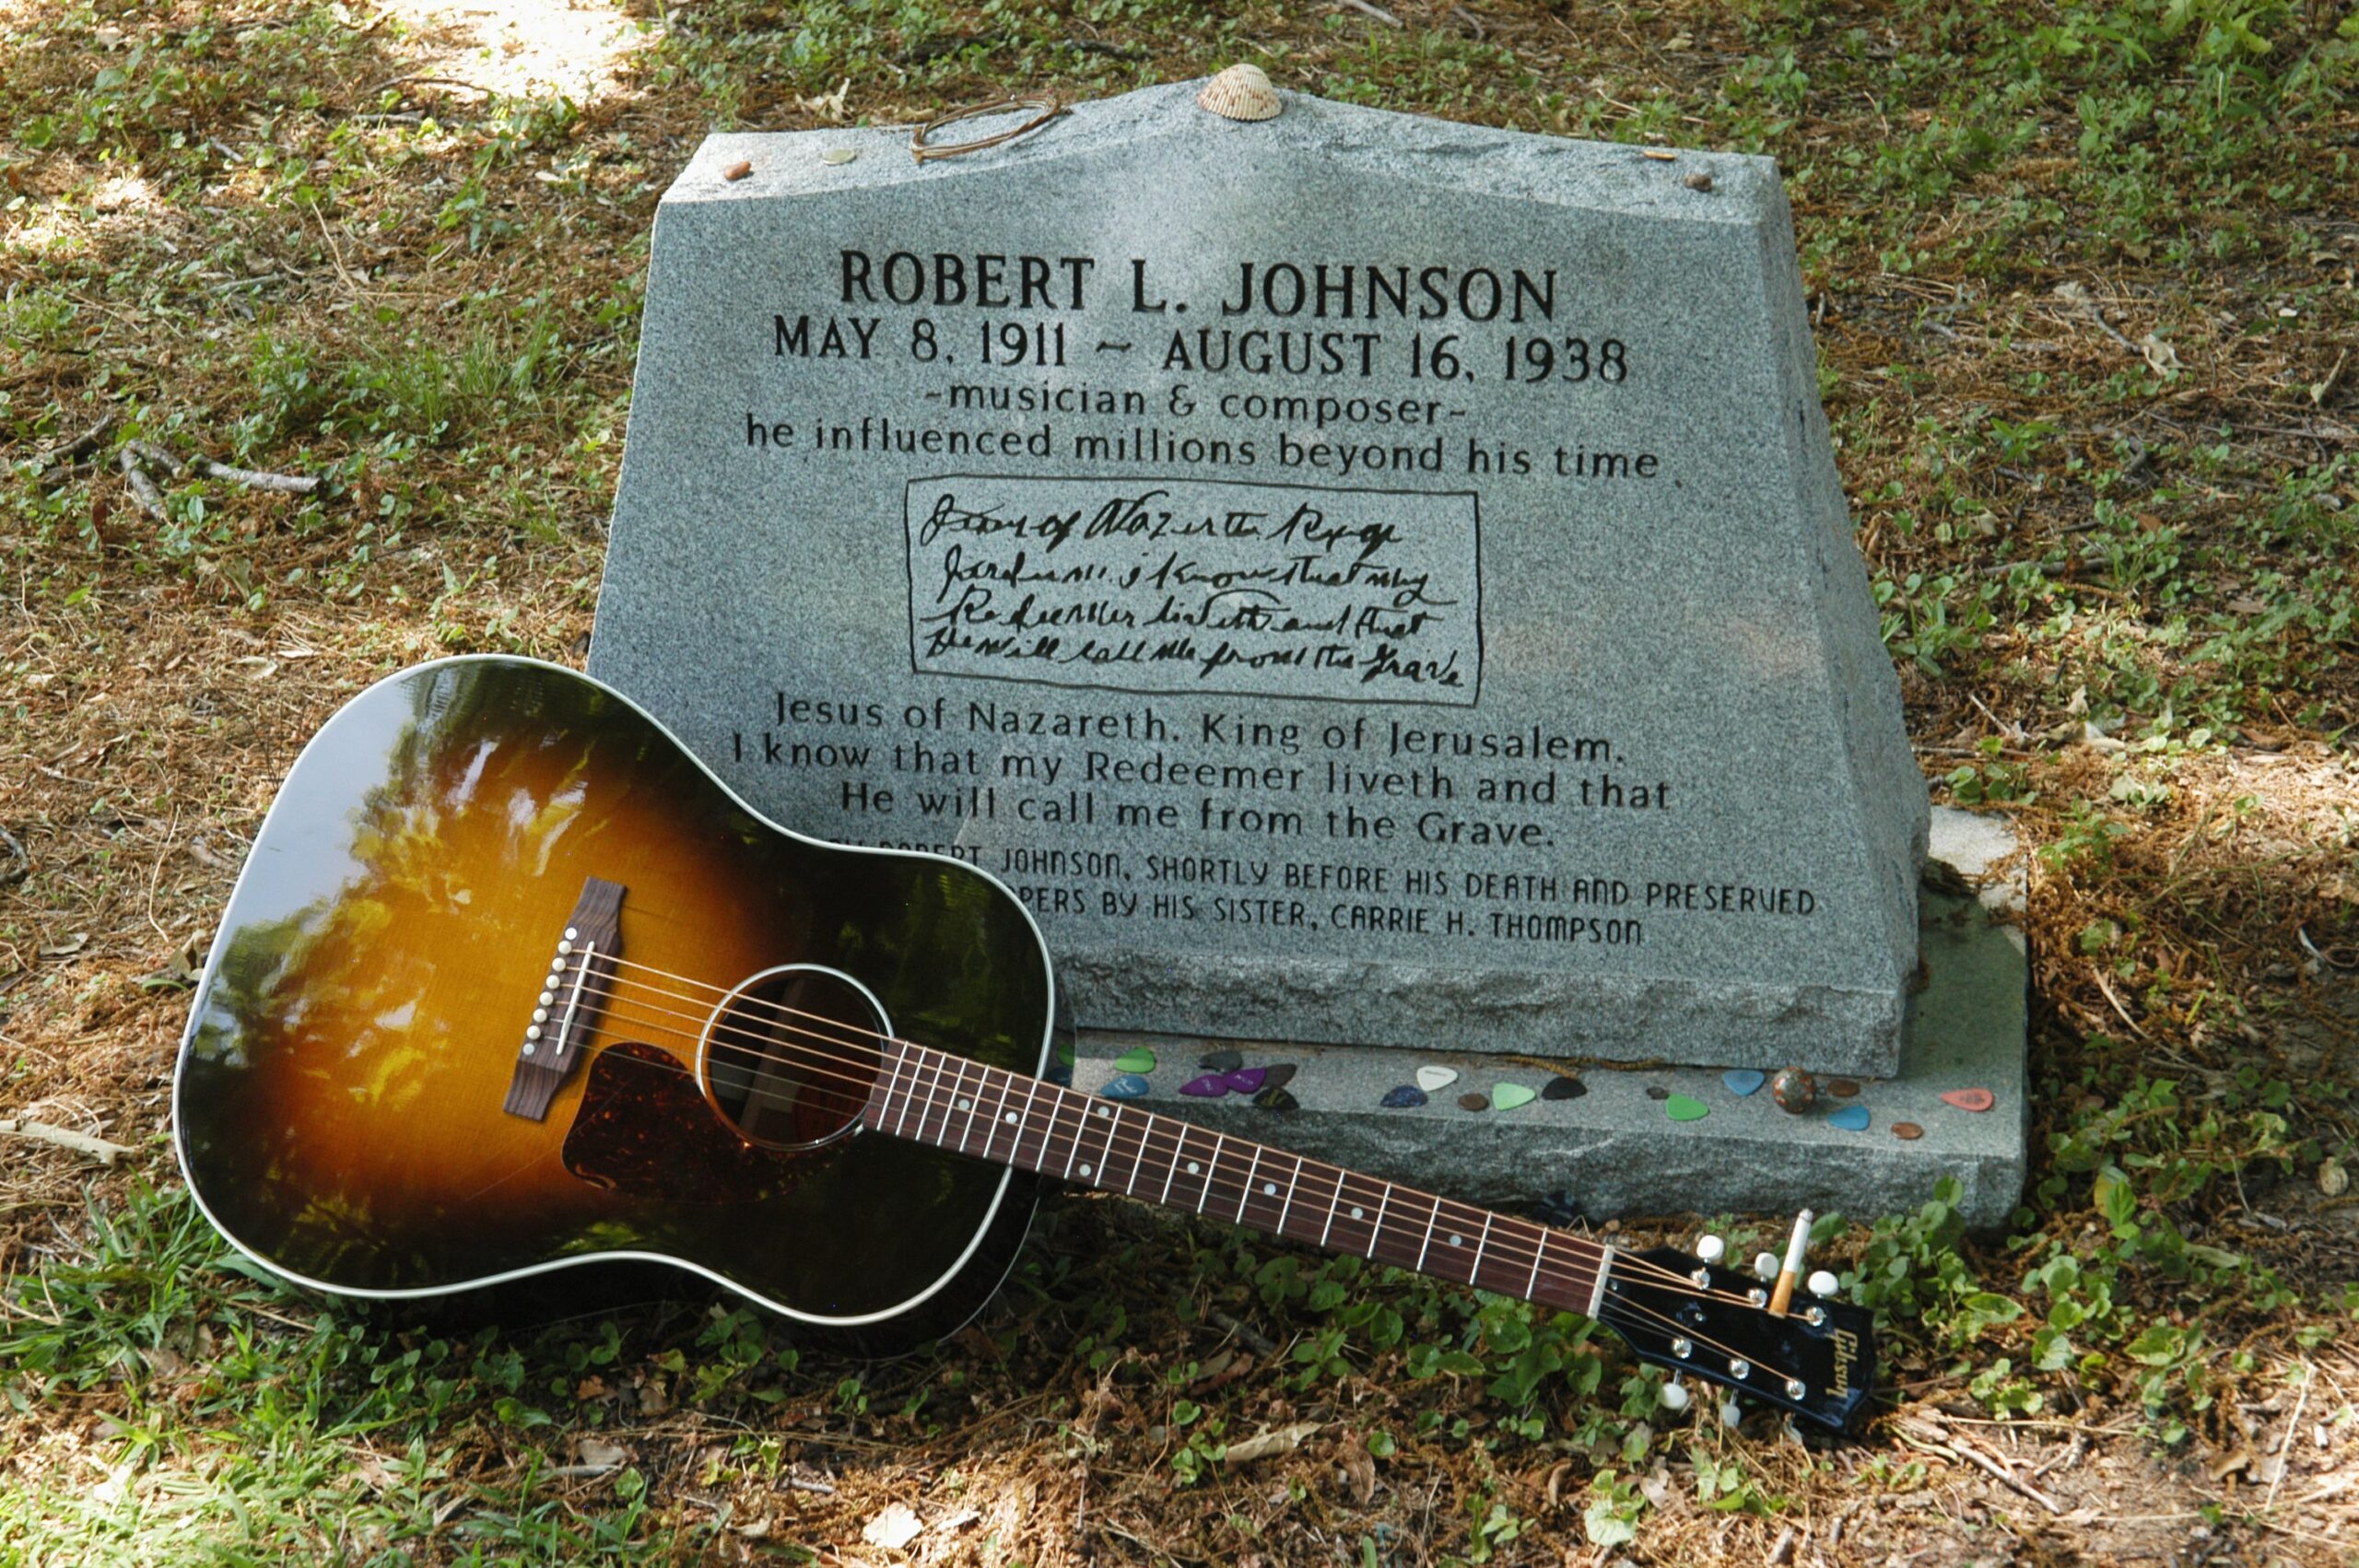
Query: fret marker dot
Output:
[[1350, 1206, 1365, 1220], [1263, 1182, 1278, 1196], [1079, 1164, 1092, 1176], [1097, 1106, 1111, 1117], [957, 1098, 972, 1112], [1186, 1161, 1201, 1176], [1449, 1235, 1462, 1246], [1003, 1111, 1018, 1124]]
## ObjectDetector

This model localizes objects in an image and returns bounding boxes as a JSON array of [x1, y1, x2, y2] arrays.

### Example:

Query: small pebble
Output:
[[722, 158, 753, 181], [1684, 171, 1713, 192], [2319, 1158, 2349, 1198], [1829, 1079, 1861, 1098], [1458, 1093, 1488, 1113], [1646, 1085, 1671, 1101], [1771, 1067, 1819, 1113], [820, 147, 858, 165]]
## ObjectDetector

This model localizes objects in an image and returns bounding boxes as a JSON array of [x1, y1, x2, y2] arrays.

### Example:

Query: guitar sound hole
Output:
[[698, 965, 886, 1152]]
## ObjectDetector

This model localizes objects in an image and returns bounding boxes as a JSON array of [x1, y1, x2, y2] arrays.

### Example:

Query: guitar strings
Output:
[[557, 975, 1771, 1322], [533, 954, 1769, 1312]]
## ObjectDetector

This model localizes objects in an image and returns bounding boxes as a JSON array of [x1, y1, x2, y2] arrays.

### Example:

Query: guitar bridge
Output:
[[503, 876, 625, 1121]]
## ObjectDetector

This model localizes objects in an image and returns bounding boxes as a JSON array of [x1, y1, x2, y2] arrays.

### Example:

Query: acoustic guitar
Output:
[[173, 657, 1875, 1432]]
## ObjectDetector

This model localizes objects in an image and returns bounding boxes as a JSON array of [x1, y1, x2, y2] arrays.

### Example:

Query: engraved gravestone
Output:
[[589, 83, 1930, 1078]]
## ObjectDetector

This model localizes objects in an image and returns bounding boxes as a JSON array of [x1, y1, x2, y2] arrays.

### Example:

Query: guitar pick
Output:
[[1542, 1074, 1586, 1101], [1721, 1069, 1766, 1097], [1253, 1086, 1299, 1115], [1380, 1083, 1427, 1108], [1940, 1088, 1996, 1113], [1222, 1068, 1268, 1094], [1457, 1093, 1488, 1113], [1180, 1073, 1231, 1097], [1828, 1105, 1871, 1132], [1664, 1094, 1710, 1122], [1492, 1082, 1537, 1111], [1892, 1121, 1924, 1141], [1258, 1063, 1297, 1092], [1055, 1039, 1075, 1067], [1103, 1074, 1150, 1100], [1415, 1065, 1458, 1092], [1198, 1048, 1244, 1072], [1111, 1047, 1157, 1074], [1045, 1062, 1073, 1088]]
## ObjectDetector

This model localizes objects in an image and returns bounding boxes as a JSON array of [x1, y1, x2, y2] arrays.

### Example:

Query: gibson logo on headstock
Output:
[[1830, 1328, 1860, 1397]]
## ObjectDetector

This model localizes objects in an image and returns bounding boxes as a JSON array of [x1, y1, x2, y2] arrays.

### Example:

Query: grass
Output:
[[4, 0, 2358, 1562]]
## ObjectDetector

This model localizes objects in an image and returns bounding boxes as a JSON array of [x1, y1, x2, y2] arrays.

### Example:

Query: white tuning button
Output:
[[1659, 1376, 1691, 1412], [1719, 1397, 1744, 1429], [1807, 1270, 1840, 1298], [1754, 1251, 1781, 1281], [1695, 1234, 1725, 1264]]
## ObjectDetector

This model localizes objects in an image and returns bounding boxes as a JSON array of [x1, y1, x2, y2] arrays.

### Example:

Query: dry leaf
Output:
[[2138, 332, 2180, 380], [862, 1503, 923, 1550], [1337, 1428, 1378, 1504], [1221, 1421, 1320, 1464], [578, 1436, 631, 1470]]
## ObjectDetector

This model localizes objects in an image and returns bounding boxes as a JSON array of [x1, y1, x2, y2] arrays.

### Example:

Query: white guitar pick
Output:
[[1414, 1065, 1458, 1092]]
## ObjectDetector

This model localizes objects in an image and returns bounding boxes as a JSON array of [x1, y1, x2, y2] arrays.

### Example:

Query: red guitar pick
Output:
[[1939, 1088, 1996, 1113]]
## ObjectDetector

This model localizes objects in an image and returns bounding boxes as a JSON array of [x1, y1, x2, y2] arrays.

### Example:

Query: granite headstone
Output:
[[590, 83, 1929, 1077]]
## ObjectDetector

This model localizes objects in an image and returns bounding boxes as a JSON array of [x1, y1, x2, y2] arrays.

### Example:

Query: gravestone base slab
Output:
[[1072, 814, 2028, 1231]]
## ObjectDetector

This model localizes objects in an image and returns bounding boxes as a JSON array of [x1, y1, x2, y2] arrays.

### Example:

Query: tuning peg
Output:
[[1719, 1395, 1744, 1428], [1659, 1375, 1691, 1413], [1807, 1269, 1840, 1298], [1695, 1234, 1725, 1264], [1753, 1250, 1780, 1281]]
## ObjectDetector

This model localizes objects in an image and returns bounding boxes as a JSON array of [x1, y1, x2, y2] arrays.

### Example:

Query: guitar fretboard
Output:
[[863, 1041, 1611, 1316]]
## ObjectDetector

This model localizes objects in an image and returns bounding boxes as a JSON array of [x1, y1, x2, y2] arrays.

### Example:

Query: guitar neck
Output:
[[863, 1041, 1614, 1317]]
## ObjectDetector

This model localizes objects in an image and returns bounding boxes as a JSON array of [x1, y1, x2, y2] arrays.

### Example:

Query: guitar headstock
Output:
[[1597, 1245, 1875, 1433]]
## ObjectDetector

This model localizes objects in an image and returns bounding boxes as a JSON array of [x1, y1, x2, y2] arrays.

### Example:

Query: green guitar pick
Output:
[[1664, 1094, 1711, 1122], [1111, 1047, 1156, 1074], [1491, 1082, 1537, 1111]]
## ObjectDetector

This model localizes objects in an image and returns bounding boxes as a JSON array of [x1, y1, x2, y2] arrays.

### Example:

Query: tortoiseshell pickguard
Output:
[[560, 1042, 812, 1205]]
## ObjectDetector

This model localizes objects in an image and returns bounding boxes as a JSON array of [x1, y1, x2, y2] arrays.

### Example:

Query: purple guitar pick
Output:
[[1180, 1073, 1231, 1097], [1222, 1068, 1268, 1094]]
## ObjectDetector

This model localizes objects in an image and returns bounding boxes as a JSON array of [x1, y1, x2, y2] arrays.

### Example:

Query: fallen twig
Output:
[[1333, 0, 1403, 24], [126, 438, 187, 476], [120, 447, 168, 520], [0, 1117, 135, 1166], [0, 825, 27, 885], [199, 460, 320, 496], [30, 410, 119, 472]]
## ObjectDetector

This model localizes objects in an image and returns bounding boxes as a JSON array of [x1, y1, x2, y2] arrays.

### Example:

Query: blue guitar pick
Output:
[[1103, 1073, 1151, 1100], [1722, 1069, 1766, 1097], [1828, 1105, 1871, 1132]]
